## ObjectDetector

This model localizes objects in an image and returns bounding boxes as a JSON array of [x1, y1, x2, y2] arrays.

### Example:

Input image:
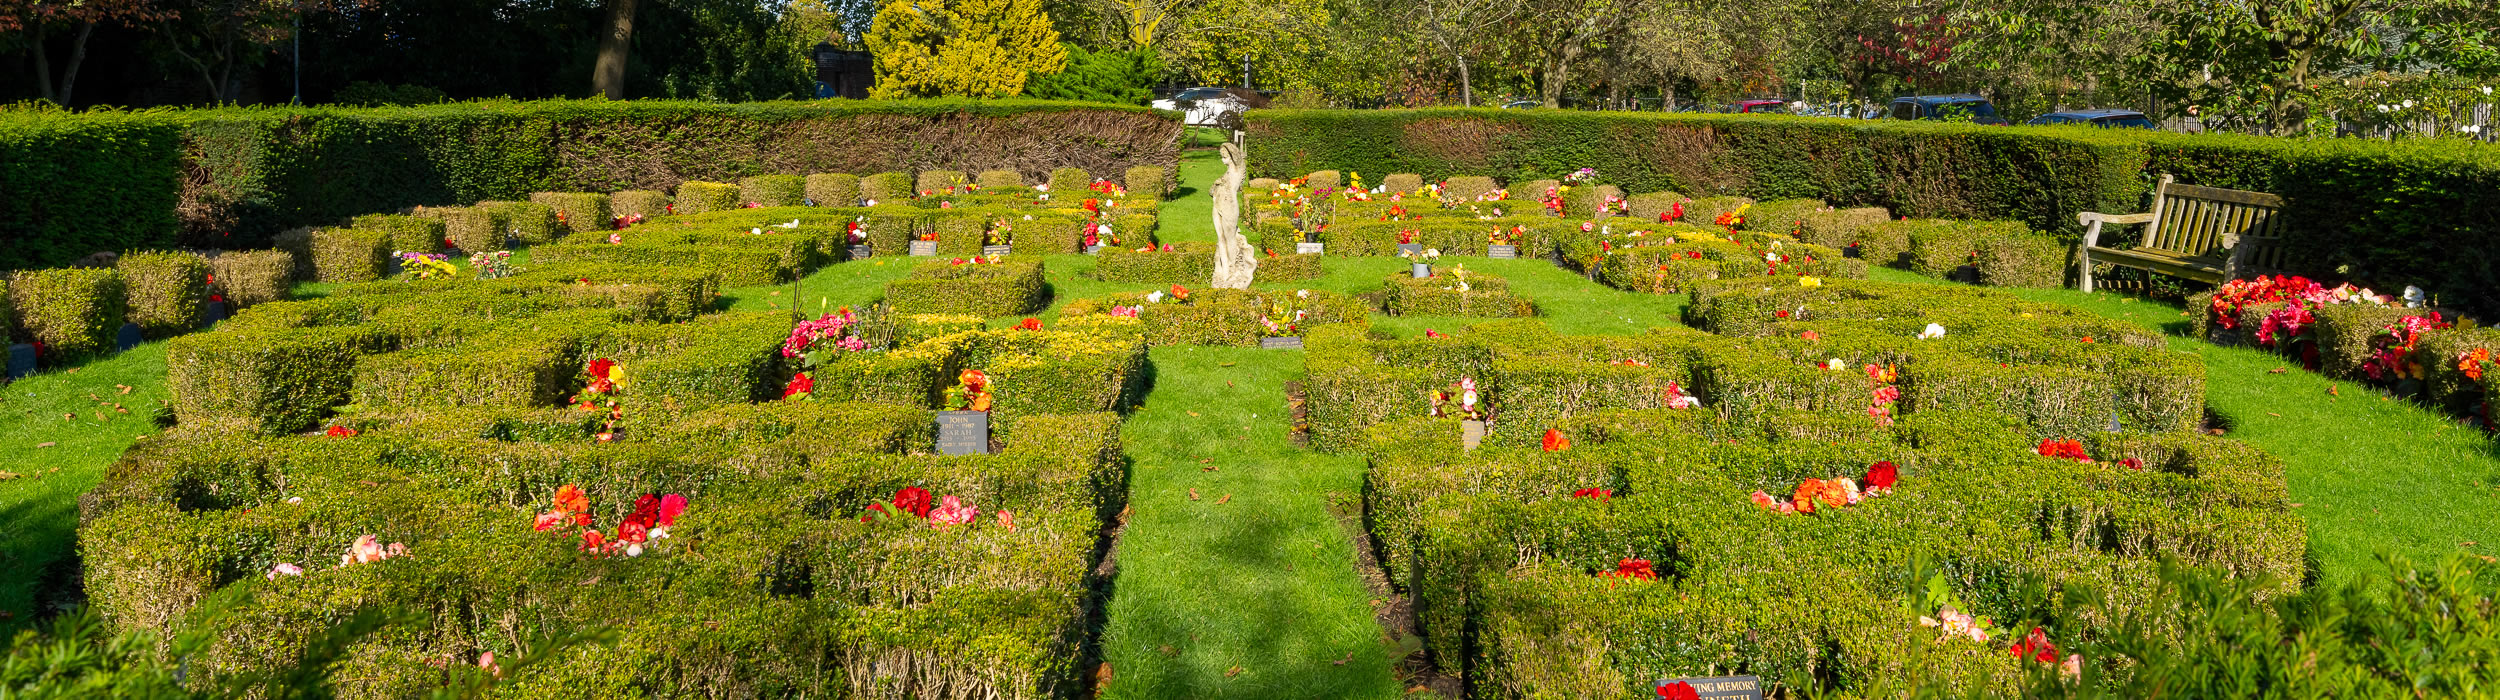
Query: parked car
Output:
[[2025, 108, 2157, 129], [1151, 87, 1257, 127], [1885, 94, 2009, 125], [1500, 99, 1541, 109], [1733, 99, 1787, 114]]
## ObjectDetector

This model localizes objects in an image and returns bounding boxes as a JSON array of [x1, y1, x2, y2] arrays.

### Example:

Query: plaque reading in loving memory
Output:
[[1259, 336, 1305, 350], [909, 240, 938, 256], [1654, 675, 1764, 700]]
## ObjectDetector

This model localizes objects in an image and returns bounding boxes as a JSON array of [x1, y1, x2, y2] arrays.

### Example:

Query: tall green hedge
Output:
[[1244, 109, 2500, 313], [0, 100, 1180, 272]]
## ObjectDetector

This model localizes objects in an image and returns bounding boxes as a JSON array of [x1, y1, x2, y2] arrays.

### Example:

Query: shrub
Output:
[[165, 324, 389, 433], [1625, 191, 1688, 222], [806, 173, 862, 207], [311, 228, 391, 283], [350, 213, 447, 254], [1743, 198, 1829, 235], [1094, 243, 1214, 283], [208, 250, 294, 308], [271, 227, 317, 279], [417, 206, 509, 253], [675, 181, 741, 214], [1441, 176, 1499, 203], [977, 170, 1024, 189], [917, 170, 969, 194], [478, 200, 561, 245], [7, 267, 127, 358], [733, 174, 804, 208], [1126, 165, 1167, 201], [1794, 207, 1892, 250], [861, 172, 913, 203], [1046, 168, 1089, 197], [2309, 303, 2419, 379], [1258, 251, 1324, 281], [118, 251, 210, 338], [1059, 288, 1370, 346], [610, 190, 672, 219], [0, 110, 182, 271], [531, 243, 790, 287], [1972, 229, 2069, 288], [1380, 270, 1536, 317], [1382, 173, 1422, 193], [885, 258, 1049, 317], [528, 192, 614, 236]]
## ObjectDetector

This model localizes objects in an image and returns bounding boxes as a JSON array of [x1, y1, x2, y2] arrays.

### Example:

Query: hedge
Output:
[[804, 173, 861, 208], [738, 174, 806, 207], [310, 228, 391, 283], [117, 251, 210, 338], [528, 192, 613, 235], [0, 110, 184, 271], [977, 170, 1024, 189], [416, 206, 508, 253], [674, 181, 742, 215], [6, 267, 127, 359], [1380, 269, 1536, 317], [885, 258, 1049, 317], [1244, 108, 2500, 315], [860, 172, 913, 204], [1094, 243, 1215, 283], [478, 200, 561, 245], [349, 213, 447, 255], [208, 250, 294, 307], [610, 190, 671, 219], [1059, 289, 1371, 346]]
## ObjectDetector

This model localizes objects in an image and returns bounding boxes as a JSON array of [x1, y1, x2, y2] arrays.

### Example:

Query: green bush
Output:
[[610, 190, 672, 219], [1442, 175, 1499, 203], [1094, 243, 1214, 283], [1794, 206, 1893, 250], [1743, 198, 1829, 235], [675, 181, 741, 214], [311, 228, 391, 283], [478, 200, 561, 245], [1258, 251, 1324, 280], [7, 267, 127, 358], [1059, 288, 1370, 346], [885, 258, 1049, 317], [805, 173, 861, 207], [349, 213, 447, 254], [1380, 269, 1536, 317], [861, 172, 913, 203], [0, 110, 183, 270], [1046, 168, 1089, 198], [271, 227, 317, 279], [528, 192, 614, 235], [1126, 165, 1167, 201], [117, 251, 210, 338], [1381, 173, 1422, 194], [531, 243, 790, 287], [1625, 191, 1688, 221], [416, 206, 508, 253], [917, 170, 969, 194], [166, 324, 390, 433], [208, 250, 295, 307], [977, 170, 1024, 189], [1972, 228, 2069, 288], [736, 174, 805, 208]]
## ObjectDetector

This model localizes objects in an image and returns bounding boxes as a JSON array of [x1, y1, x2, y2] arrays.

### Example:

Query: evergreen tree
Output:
[[866, 0, 1068, 98]]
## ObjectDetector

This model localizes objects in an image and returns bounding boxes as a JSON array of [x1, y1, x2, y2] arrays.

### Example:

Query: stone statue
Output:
[[1210, 141, 1258, 289]]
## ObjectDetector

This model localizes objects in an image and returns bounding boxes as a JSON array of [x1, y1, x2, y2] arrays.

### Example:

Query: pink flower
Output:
[[657, 494, 687, 527], [266, 563, 303, 580], [997, 510, 1017, 531], [930, 495, 978, 527], [339, 535, 405, 566]]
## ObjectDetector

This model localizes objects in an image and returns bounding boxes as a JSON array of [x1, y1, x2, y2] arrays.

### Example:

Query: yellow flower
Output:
[[1799, 276, 1822, 287]]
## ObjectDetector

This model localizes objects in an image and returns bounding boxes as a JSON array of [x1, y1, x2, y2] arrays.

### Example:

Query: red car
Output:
[[1734, 99, 1786, 114]]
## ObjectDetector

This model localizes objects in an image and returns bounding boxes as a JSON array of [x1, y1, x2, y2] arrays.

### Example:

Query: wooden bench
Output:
[[2074, 174, 2288, 293]]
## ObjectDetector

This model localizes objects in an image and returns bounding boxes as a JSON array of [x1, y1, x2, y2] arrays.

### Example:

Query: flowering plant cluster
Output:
[[2209, 275, 2391, 332], [1599, 558, 1656, 581], [571, 358, 627, 442], [2364, 312, 2453, 381], [985, 218, 1015, 247], [611, 213, 646, 230], [1399, 247, 1442, 263], [1544, 428, 1574, 452], [1430, 377, 1483, 420], [2035, 438, 2091, 462], [782, 307, 867, 363], [1864, 364, 1902, 426], [944, 369, 993, 412], [1262, 289, 1314, 336], [845, 218, 868, 245], [469, 250, 515, 280], [531, 484, 687, 557], [1564, 167, 1598, 184], [1662, 381, 1701, 409], [1750, 461, 1895, 514], [1487, 225, 1522, 246], [397, 251, 458, 280], [860, 486, 1014, 531]]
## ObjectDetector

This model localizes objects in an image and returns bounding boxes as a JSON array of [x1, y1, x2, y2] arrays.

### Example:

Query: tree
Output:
[[1512, 0, 1635, 106], [151, 0, 366, 104], [1025, 42, 1160, 103], [865, 0, 1067, 98], [594, 0, 637, 99], [1083, 0, 1205, 51], [2135, 0, 2498, 135], [1406, 0, 1518, 106], [2, 0, 169, 106]]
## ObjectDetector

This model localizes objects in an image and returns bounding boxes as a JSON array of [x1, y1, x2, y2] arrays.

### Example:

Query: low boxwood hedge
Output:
[[805, 173, 861, 207], [117, 251, 210, 338], [1380, 269, 1536, 317], [7, 267, 127, 359], [739, 174, 806, 207], [528, 192, 613, 236], [885, 258, 1048, 317], [311, 228, 391, 283], [674, 181, 741, 215], [478, 200, 561, 246], [207, 251, 292, 310], [350, 213, 447, 255]]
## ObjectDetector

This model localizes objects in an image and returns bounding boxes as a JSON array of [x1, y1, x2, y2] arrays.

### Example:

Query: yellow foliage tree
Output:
[[866, 0, 1068, 98]]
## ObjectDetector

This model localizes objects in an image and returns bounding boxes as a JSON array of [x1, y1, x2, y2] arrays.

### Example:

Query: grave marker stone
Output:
[[1461, 420, 1486, 450], [116, 322, 143, 352], [1487, 245, 1518, 259], [909, 240, 937, 256], [935, 411, 991, 455], [1296, 242, 1324, 255], [1654, 676, 1763, 700], [982, 245, 1013, 257], [1397, 243, 1423, 256], [848, 245, 874, 260], [5, 344, 34, 380], [1259, 336, 1304, 350]]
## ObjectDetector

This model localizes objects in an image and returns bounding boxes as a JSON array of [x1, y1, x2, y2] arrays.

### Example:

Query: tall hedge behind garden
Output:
[[1246, 109, 2500, 313], [0, 99, 1181, 270]]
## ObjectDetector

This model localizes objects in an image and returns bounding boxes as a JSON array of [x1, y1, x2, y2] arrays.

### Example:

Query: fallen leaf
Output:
[[2207, 428, 2227, 436], [2268, 367, 2287, 374], [1158, 645, 1176, 656], [1219, 362, 1236, 367], [1188, 411, 1200, 417], [1202, 465, 1218, 472], [1215, 494, 1231, 504], [117, 384, 132, 394], [35, 442, 55, 448], [2465, 541, 2480, 548], [65, 368, 77, 373], [2328, 384, 2340, 396], [62, 413, 74, 421], [1118, 505, 1131, 522], [1188, 488, 1200, 501], [0, 472, 21, 480], [1095, 663, 1115, 690], [579, 575, 603, 585], [2290, 503, 2305, 508], [1333, 652, 1353, 666], [2267, 412, 2281, 417], [1199, 458, 1212, 464], [1225, 666, 1244, 678]]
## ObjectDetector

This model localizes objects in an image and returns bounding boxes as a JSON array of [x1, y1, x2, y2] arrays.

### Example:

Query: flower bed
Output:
[[89, 263, 1153, 698], [1379, 267, 1536, 318], [1311, 272, 2297, 692]]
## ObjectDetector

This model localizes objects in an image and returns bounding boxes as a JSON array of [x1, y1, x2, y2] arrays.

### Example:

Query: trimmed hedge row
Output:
[[1244, 108, 2500, 314], [1380, 269, 1536, 317], [6, 267, 128, 359], [885, 258, 1049, 318], [1060, 288, 1371, 346]]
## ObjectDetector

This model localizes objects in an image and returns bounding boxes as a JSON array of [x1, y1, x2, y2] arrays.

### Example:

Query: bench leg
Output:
[[2075, 219, 2102, 294]]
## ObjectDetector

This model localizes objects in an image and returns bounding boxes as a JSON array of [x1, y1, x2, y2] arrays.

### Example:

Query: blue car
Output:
[[1884, 94, 2009, 125], [2025, 108, 2156, 129]]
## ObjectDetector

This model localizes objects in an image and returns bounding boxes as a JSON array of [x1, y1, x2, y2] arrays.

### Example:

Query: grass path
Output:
[[1869, 268, 2500, 581], [0, 344, 173, 635]]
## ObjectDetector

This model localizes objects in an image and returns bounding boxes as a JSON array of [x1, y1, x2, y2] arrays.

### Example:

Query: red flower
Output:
[[1657, 681, 1700, 700], [2035, 438, 2091, 462], [1605, 558, 1657, 580], [2118, 457, 2145, 471], [553, 484, 590, 516], [893, 487, 933, 519], [1169, 284, 1191, 300], [783, 372, 814, 398], [1864, 461, 1898, 490], [1665, 202, 1684, 222], [1775, 310, 1792, 319], [1542, 428, 1572, 452], [1572, 488, 1612, 500], [657, 494, 686, 527], [580, 529, 606, 552], [625, 494, 660, 529], [587, 358, 617, 380], [2008, 627, 2059, 664], [617, 520, 649, 543], [324, 424, 359, 438], [1015, 318, 1043, 331]]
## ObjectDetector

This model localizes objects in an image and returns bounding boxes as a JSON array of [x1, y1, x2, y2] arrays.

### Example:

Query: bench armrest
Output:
[[2078, 212, 2156, 226]]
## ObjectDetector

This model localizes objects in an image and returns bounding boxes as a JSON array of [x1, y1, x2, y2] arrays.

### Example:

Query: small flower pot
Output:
[[982, 245, 1012, 256], [935, 410, 991, 456], [1460, 420, 1486, 450], [1397, 243, 1423, 256], [908, 240, 938, 256], [1412, 263, 1432, 279]]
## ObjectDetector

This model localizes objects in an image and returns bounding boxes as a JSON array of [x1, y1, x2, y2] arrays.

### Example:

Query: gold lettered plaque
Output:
[[1654, 675, 1762, 700]]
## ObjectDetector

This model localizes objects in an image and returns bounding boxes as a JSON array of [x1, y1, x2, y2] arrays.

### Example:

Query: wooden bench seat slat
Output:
[[2074, 174, 2286, 292]]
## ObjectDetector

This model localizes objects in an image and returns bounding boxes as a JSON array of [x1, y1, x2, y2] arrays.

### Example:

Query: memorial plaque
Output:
[[909, 240, 938, 256], [1654, 676, 1763, 700], [982, 245, 1013, 257], [6, 344, 34, 380], [1259, 336, 1304, 350], [1487, 244, 1518, 259], [116, 322, 143, 352], [935, 410, 991, 455], [848, 245, 874, 260], [1461, 420, 1486, 450], [205, 301, 230, 325], [1397, 243, 1423, 256], [1084, 245, 1105, 254], [1296, 242, 1324, 255]]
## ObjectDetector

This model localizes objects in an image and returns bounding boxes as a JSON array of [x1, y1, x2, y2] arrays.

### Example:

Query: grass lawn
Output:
[[0, 344, 173, 636], [1869, 267, 2500, 582]]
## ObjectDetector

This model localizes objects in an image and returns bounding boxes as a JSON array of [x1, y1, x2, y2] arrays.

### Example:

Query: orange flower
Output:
[[1542, 428, 1572, 452], [553, 484, 589, 516], [1169, 284, 1192, 300], [2460, 348, 2491, 381], [1792, 479, 1826, 514]]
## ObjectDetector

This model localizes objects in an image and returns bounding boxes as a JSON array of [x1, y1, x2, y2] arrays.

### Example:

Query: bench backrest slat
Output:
[[2145, 179, 2283, 261]]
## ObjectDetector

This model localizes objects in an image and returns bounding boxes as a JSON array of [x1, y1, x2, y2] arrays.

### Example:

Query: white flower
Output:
[[864, 199, 878, 206], [749, 227, 763, 235], [2484, 86, 2495, 95], [626, 543, 644, 557], [1824, 358, 1845, 370], [779, 219, 799, 228], [1766, 252, 1780, 262], [1034, 183, 1050, 192], [1917, 323, 1947, 339], [1146, 291, 1165, 304], [2403, 99, 2416, 109], [2378, 104, 2391, 113], [1296, 289, 1310, 298], [1022, 214, 1034, 220], [285, 496, 302, 504]]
